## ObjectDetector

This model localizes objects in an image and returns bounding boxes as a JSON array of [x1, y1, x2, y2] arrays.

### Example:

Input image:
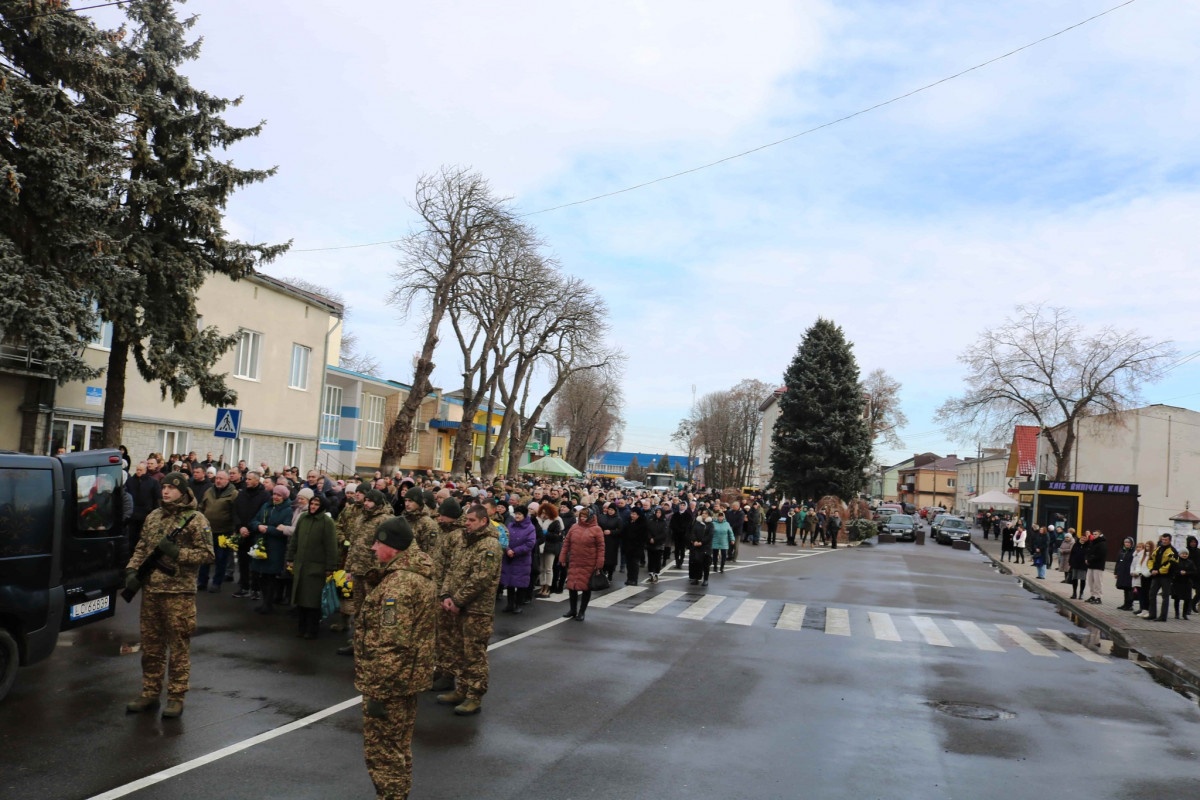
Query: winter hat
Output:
[[162, 472, 190, 493], [365, 489, 387, 507], [513, 504, 528, 517], [439, 497, 463, 519], [297, 487, 315, 501], [272, 484, 291, 499], [423, 490, 438, 510], [375, 515, 414, 552]]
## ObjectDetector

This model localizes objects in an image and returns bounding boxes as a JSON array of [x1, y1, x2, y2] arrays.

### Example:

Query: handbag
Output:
[[588, 569, 610, 591], [320, 577, 340, 621]]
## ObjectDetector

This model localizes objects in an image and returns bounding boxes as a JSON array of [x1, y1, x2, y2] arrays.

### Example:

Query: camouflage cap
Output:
[[375, 515, 413, 552], [162, 472, 189, 493]]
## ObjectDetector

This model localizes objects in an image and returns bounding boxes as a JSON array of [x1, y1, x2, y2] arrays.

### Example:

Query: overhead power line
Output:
[[292, 0, 1142, 253], [4, 0, 130, 22]]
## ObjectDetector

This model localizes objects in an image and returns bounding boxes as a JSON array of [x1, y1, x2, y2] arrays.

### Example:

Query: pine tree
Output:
[[770, 318, 871, 500], [0, 2, 128, 381], [655, 454, 670, 473], [626, 455, 642, 481], [97, 0, 288, 445]]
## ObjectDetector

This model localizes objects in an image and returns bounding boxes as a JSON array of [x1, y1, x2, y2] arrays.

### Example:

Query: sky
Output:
[[94, 0, 1200, 466]]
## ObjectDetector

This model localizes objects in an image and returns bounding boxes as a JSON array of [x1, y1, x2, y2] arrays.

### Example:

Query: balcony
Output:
[[0, 340, 49, 377]]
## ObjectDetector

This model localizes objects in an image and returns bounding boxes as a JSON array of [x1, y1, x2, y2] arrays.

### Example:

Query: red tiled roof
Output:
[[1011, 425, 1039, 477]]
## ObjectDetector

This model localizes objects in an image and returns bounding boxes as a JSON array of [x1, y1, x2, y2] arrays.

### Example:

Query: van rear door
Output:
[[56, 451, 126, 630]]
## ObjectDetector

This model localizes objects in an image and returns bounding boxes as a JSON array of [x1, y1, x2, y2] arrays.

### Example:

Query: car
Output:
[[929, 513, 948, 531], [880, 513, 918, 541], [925, 506, 946, 520], [935, 517, 972, 545], [902, 503, 917, 515]]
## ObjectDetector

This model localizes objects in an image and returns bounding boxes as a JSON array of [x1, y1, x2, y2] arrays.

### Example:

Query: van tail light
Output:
[[109, 456, 120, 463]]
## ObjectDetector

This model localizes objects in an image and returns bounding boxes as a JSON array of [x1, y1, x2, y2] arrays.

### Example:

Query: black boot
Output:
[[575, 594, 590, 621]]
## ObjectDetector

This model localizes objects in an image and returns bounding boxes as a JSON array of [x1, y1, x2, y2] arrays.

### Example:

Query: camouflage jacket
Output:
[[126, 496, 214, 593], [345, 506, 393, 576], [354, 547, 437, 700], [405, 509, 440, 564], [440, 523, 502, 616]]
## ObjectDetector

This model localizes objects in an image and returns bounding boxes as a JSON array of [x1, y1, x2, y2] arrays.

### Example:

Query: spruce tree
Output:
[[97, 0, 288, 445], [655, 454, 670, 473], [770, 318, 871, 500], [0, 2, 128, 381]]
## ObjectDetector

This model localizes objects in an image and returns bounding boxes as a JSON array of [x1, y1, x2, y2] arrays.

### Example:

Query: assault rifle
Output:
[[121, 512, 195, 602]]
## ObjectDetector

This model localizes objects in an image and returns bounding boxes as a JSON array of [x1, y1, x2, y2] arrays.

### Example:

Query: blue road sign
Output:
[[214, 408, 242, 439]]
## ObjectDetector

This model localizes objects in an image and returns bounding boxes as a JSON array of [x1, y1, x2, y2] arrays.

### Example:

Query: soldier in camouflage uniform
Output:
[[428, 495, 464, 691], [338, 489, 393, 656], [124, 472, 214, 718], [436, 501, 502, 715], [403, 486, 438, 556], [331, 484, 366, 633], [356, 516, 436, 800]]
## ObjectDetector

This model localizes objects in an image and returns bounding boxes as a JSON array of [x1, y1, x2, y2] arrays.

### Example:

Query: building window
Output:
[[321, 385, 342, 444], [361, 394, 385, 449], [283, 440, 303, 469], [289, 344, 311, 390], [435, 434, 444, 469], [947, 478, 955, 488], [408, 408, 421, 454], [158, 428, 189, 458], [234, 330, 262, 380], [229, 436, 252, 467]]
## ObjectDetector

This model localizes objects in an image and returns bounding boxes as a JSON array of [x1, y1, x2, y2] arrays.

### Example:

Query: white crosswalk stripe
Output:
[[825, 607, 851, 636], [1039, 628, 1108, 663], [588, 584, 646, 608], [996, 624, 1057, 657], [776, 603, 806, 630], [678, 594, 726, 620], [726, 599, 766, 626], [953, 620, 1006, 652], [910, 616, 953, 647], [630, 590, 684, 615], [868, 611, 901, 642]]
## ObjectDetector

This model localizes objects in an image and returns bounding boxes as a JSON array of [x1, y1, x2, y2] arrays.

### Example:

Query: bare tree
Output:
[[381, 166, 517, 473], [690, 379, 772, 488], [280, 275, 379, 376], [863, 368, 907, 449], [936, 304, 1176, 480], [552, 365, 626, 472], [670, 418, 699, 480]]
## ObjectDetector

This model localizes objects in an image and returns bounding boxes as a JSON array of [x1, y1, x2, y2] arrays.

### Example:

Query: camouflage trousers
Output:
[[140, 591, 197, 699], [363, 693, 419, 800], [439, 611, 493, 700]]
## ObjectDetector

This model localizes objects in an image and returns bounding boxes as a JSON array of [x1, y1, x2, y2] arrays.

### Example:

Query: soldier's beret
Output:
[[375, 516, 413, 552], [439, 497, 463, 520]]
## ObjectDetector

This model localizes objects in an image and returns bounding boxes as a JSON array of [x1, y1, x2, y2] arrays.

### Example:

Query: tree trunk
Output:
[[1053, 424, 1076, 481], [101, 333, 129, 448], [381, 356, 436, 474]]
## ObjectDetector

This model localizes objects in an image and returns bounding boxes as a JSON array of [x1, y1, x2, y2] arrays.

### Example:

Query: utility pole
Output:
[[1030, 428, 1044, 530], [976, 442, 982, 499]]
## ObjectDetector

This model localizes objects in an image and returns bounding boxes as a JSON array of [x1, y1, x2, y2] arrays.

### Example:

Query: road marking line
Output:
[[869, 612, 902, 641], [1039, 628, 1108, 663], [84, 616, 570, 800], [952, 620, 1005, 652], [910, 616, 953, 647], [726, 598, 766, 626], [776, 603, 807, 630], [678, 594, 725, 620], [630, 590, 685, 614], [996, 624, 1057, 657], [825, 607, 851, 636], [588, 584, 647, 608]]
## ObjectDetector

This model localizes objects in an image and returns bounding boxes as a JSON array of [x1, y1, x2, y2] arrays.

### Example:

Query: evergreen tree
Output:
[[655, 454, 670, 473], [770, 318, 871, 500], [98, 0, 288, 445], [625, 455, 642, 481], [0, 2, 128, 381]]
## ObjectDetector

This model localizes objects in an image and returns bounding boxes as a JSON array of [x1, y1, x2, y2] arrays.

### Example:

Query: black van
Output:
[[0, 449, 128, 700]]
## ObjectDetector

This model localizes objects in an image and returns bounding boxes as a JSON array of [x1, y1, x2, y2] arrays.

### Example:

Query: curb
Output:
[[973, 543, 1200, 690]]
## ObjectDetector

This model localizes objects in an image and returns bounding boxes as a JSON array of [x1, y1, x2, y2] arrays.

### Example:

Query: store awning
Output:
[[968, 490, 1020, 507]]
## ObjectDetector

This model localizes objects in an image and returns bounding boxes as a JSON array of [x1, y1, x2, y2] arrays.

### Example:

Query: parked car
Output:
[[880, 513, 918, 541], [935, 517, 972, 545], [929, 514, 948, 531], [902, 503, 917, 515]]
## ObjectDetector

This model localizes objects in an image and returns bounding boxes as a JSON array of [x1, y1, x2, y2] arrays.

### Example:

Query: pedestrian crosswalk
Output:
[[583, 589, 1110, 663]]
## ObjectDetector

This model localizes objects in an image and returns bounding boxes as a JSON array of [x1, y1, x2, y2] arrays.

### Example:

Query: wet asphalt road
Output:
[[4, 539, 1200, 800]]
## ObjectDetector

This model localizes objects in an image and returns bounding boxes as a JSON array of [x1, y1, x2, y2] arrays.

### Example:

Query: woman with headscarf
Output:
[[1114, 537, 1136, 610], [286, 494, 338, 638], [250, 484, 296, 613], [559, 507, 605, 621], [500, 504, 536, 614]]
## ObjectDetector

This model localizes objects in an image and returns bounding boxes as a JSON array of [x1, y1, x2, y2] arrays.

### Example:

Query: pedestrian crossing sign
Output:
[[214, 408, 242, 439]]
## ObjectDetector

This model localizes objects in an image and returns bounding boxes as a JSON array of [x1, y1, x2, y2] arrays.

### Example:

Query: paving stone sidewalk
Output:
[[972, 530, 1200, 687]]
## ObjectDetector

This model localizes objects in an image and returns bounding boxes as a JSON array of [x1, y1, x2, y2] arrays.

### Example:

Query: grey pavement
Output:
[[4, 538, 1200, 799], [972, 528, 1200, 688]]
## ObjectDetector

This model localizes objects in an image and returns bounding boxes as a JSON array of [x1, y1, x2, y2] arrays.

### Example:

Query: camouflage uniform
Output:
[[432, 518, 464, 676], [125, 495, 214, 700], [346, 505, 393, 614], [439, 523, 502, 701], [335, 499, 362, 615], [355, 547, 437, 800]]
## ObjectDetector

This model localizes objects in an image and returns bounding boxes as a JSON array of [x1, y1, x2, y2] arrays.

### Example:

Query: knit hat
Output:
[[375, 515, 414, 552], [439, 497, 463, 519], [162, 472, 190, 493], [272, 484, 291, 499], [423, 489, 438, 510], [365, 489, 387, 507]]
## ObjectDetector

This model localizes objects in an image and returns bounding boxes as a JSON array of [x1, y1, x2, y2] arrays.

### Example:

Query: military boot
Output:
[[436, 691, 466, 706], [125, 695, 160, 714], [429, 675, 455, 692], [162, 698, 185, 718], [454, 697, 482, 716]]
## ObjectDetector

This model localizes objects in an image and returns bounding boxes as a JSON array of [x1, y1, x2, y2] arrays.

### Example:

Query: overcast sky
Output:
[[105, 0, 1200, 465]]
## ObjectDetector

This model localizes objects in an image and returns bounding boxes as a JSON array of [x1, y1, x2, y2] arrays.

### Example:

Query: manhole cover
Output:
[[926, 701, 1016, 721]]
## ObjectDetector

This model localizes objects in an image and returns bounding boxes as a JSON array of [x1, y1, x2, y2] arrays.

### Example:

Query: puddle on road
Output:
[[926, 700, 1016, 721]]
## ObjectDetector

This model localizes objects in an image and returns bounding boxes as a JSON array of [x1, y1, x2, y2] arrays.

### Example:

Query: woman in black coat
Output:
[[670, 502, 693, 570], [1172, 548, 1196, 620], [1114, 537, 1136, 610], [622, 507, 647, 586], [1001, 523, 1015, 562], [598, 503, 623, 581], [644, 506, 669, 584], [688, 507, 714, 587]]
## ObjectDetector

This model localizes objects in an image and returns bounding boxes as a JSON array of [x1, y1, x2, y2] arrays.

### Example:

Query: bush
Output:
[[846, 518, 877, 542]]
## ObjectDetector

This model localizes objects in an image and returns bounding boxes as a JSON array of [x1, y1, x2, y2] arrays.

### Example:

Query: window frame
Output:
[[233, 329, 263, 381], [289, 343, 311, 390], [320, 385, 343, 445], [360, 394, 386, 450]]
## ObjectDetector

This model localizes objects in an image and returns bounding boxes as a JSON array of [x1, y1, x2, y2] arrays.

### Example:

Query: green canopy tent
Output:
[[518, 456, 583, 477]]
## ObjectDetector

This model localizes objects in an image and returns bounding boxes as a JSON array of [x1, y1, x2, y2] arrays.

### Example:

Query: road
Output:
[[3, 538, 1200, 800]]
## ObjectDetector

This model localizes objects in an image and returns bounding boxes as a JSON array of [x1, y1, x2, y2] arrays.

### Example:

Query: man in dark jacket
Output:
[[1028, 526, 1049, 580], [1084, 530, 1108, 604], [688, 507, 714, 587], [670, 501, 693, 570], [197, 471, 239, 593], [726, 502, 745, 561], [231, 471, 271, 598], [188, 466, 212, 503], [125, 461, 161, 551]]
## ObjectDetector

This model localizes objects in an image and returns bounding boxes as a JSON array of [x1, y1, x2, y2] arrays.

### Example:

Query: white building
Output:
[[955, 447, 1011, 511]]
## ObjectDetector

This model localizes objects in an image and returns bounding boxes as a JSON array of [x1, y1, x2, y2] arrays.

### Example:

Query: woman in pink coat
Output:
[[558, 507, 605, 622]]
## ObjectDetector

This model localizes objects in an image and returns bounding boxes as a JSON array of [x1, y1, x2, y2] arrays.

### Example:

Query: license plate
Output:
[[69, 595, 111, 620]]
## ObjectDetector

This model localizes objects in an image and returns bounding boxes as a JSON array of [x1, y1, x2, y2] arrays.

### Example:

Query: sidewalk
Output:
[[973, 530, 1200, 688]]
